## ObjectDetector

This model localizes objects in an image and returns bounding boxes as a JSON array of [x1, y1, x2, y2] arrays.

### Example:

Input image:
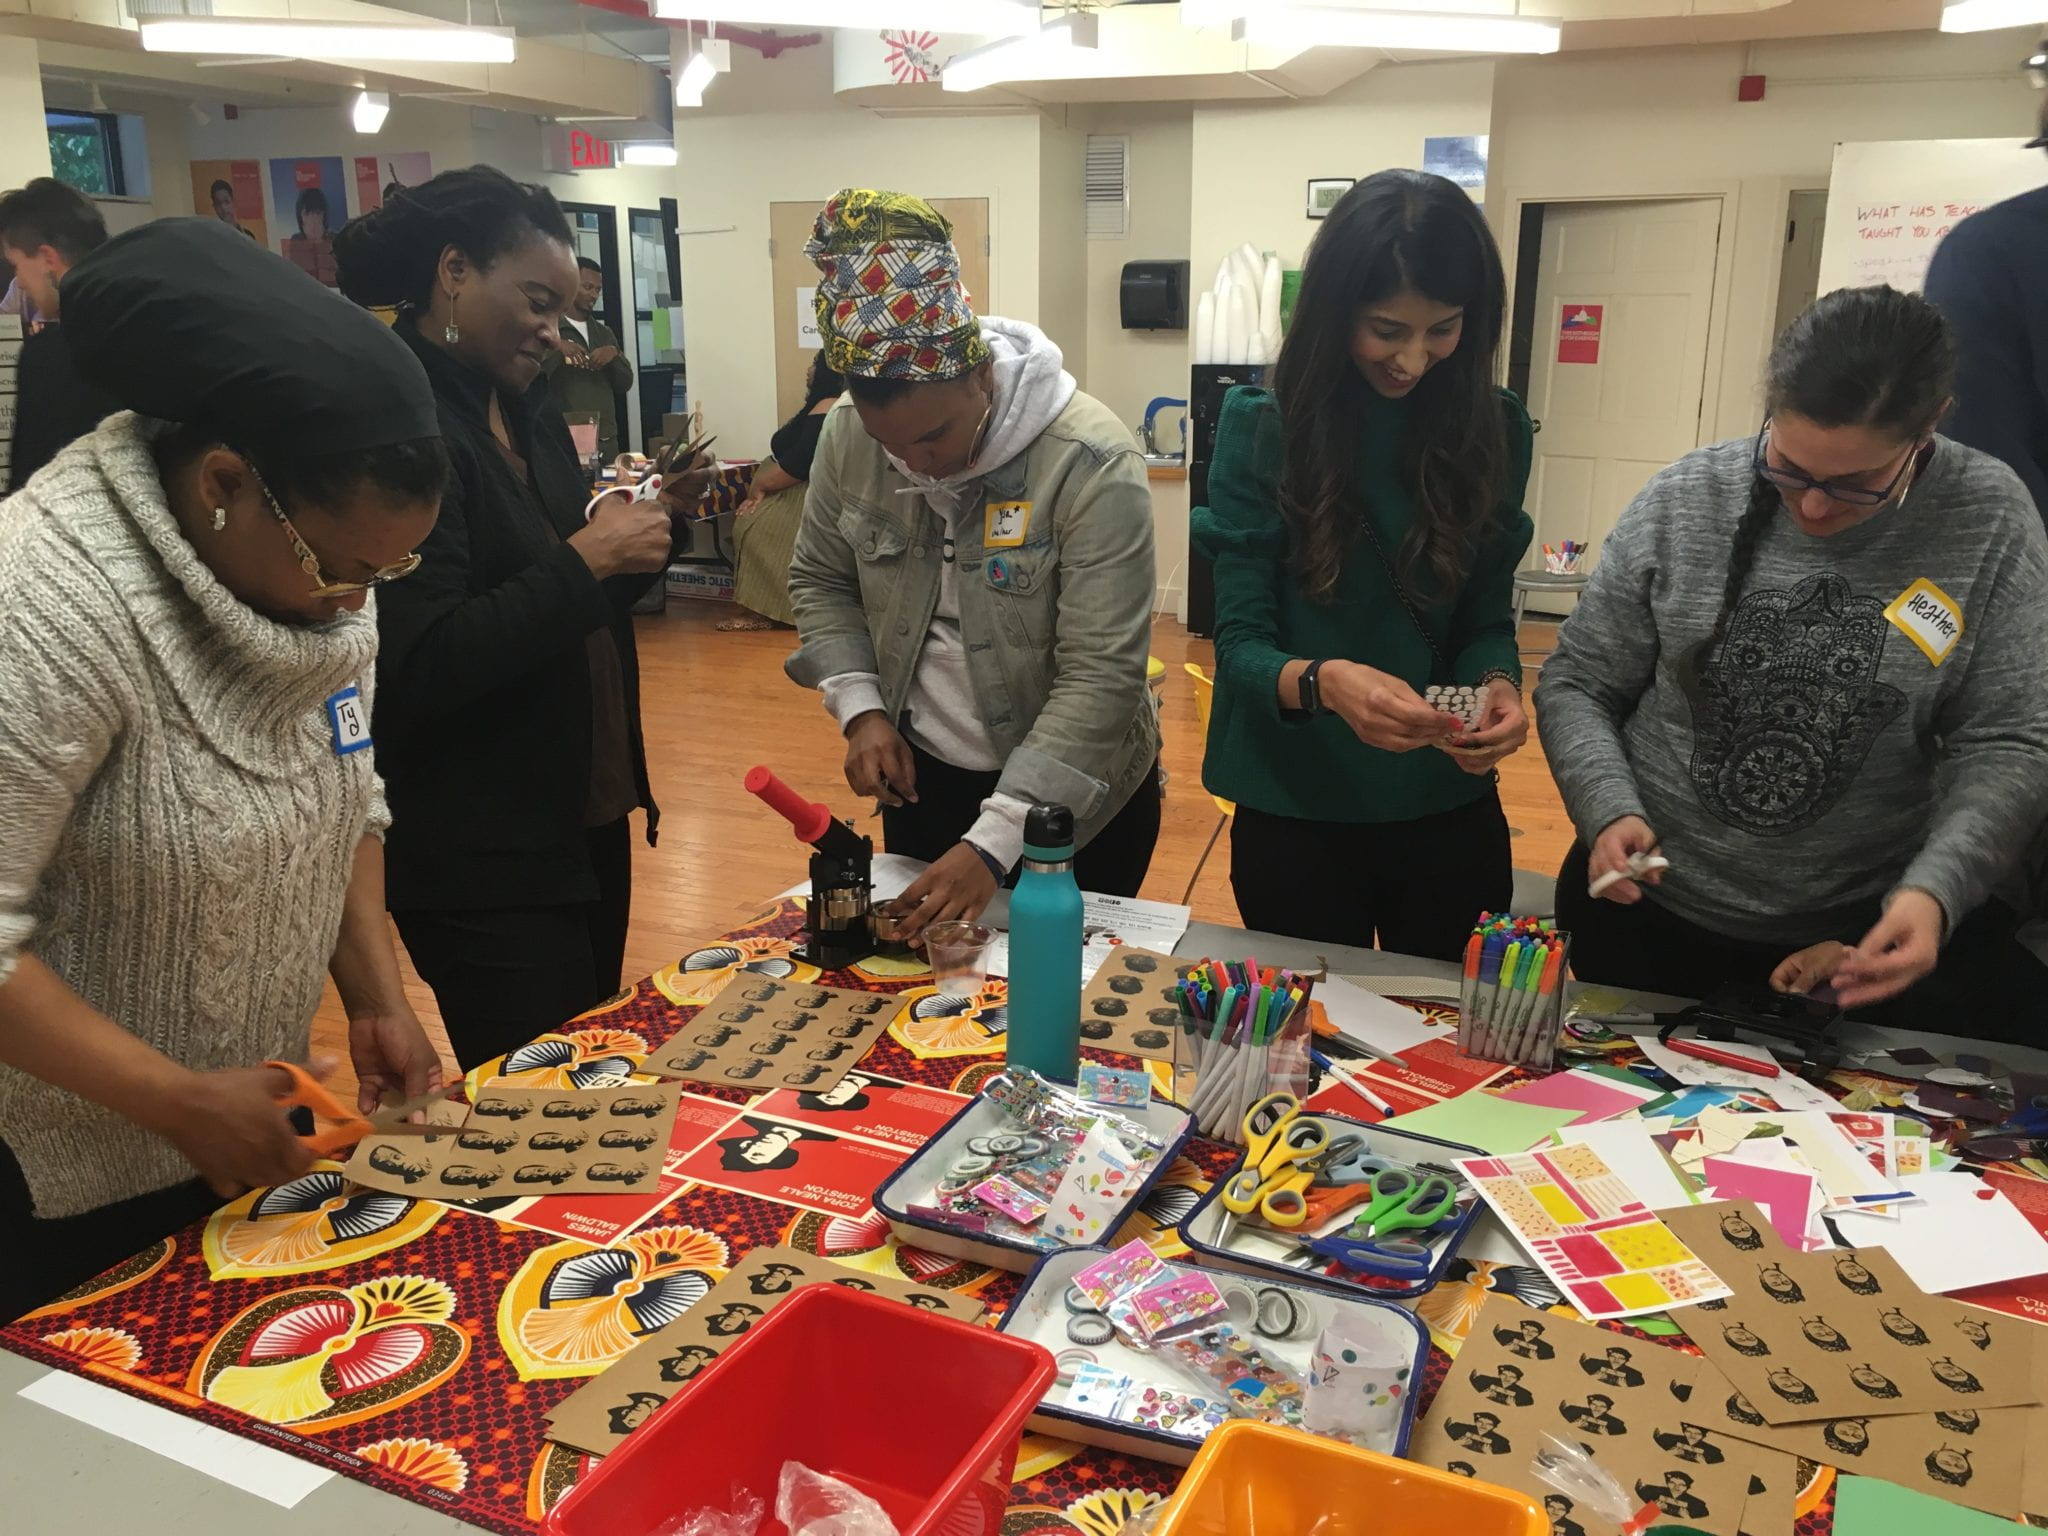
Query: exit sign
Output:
[[570, 128, 613, 169]]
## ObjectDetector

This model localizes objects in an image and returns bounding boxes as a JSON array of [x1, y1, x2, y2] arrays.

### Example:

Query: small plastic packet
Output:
[[653, 1485, 764, 1536], [1148, 1320, 1308, 1428], [1531, 1434, 1660, 1536], [1302, 1309, 1413, 1453], [776, 1459, 899, 1536]]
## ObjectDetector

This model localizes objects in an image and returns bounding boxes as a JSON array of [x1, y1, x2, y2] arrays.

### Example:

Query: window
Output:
[[45, 111, 127, 198]]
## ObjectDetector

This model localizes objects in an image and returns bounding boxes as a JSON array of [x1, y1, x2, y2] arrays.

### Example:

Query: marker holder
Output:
[[1457, 931, 1572, 1073], [1173, 1002, 1313, 1145]]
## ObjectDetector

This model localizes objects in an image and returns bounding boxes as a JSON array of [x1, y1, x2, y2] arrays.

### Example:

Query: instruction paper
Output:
[[985, 891, 1191, 982], [545, 1244, 983, 1457], [646, 976, 895, 1093], [1457, 1143, 1733, 1319]]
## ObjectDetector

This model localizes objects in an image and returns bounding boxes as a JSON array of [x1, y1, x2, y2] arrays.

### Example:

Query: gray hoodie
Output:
[[1535, 435, 2048, 945]]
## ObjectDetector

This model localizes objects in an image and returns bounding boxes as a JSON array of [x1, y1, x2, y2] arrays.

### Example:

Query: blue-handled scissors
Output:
[[1304, 1167, 1461, 1279]]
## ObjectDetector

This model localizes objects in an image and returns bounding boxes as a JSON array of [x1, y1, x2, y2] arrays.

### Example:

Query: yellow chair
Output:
[[1182, 662, 1235, 905]]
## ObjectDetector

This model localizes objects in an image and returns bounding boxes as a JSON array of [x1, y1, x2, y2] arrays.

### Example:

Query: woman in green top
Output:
[[1194, 170, 1534, 960]]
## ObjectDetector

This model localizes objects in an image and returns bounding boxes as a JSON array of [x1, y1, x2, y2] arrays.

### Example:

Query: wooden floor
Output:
[[309, 600, 1577, 1098]]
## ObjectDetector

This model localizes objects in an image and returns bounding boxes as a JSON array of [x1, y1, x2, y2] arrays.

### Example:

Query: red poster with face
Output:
[[1558, 303, 1603, 364], [749, 1072, 966, 1151], [1952, 1168, 2048, 1325], [673, 1112, 911, 1217]]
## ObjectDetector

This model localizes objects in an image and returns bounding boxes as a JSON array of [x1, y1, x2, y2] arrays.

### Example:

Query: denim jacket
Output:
[[786, 391, 1160, 847]]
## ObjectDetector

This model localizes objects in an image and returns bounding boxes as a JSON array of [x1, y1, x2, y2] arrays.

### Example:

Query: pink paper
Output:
[[1701, 1155, 1821, 1251], [1493, 1069, 1657, 1127]]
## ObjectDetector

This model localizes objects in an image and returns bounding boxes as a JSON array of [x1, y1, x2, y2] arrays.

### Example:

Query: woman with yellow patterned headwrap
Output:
[[787, 189, 1161, 939]]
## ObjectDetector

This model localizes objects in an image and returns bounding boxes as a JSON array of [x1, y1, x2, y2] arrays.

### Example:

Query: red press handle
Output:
[[745, 765, 834, 847]]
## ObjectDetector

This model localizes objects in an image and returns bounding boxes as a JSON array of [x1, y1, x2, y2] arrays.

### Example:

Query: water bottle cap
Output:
[[1023, 803, 1074, 853]]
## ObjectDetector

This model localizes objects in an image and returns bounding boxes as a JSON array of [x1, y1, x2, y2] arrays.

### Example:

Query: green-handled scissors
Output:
[[1303, 1166, 1461, 1279]]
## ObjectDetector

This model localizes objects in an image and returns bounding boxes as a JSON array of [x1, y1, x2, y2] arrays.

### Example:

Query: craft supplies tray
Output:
[[1177, 1111, 1484, 1300], [873, 1081, 1194, 1273], [542, 1286, 1055, 1536], [997, 1245, 1428, 1467]]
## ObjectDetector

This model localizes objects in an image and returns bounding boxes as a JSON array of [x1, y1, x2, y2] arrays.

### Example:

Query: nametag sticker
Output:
[[1883, 577, 1964, 666], [325, 686, 372, 755], [985, 499, 1031, 549]]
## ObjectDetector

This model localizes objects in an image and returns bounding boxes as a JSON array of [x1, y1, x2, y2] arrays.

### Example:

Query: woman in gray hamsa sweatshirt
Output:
[[1536, 287, 2048, 1031]]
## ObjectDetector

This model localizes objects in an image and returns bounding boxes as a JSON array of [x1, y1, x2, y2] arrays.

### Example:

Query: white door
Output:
[[1524, 198, 1722, 585]]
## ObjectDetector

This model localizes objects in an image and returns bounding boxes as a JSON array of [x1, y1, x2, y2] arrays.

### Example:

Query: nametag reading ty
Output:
[[326, 685, 372, 755], [985, 499, 1031, 549], [1883, 577, 1963, 666]]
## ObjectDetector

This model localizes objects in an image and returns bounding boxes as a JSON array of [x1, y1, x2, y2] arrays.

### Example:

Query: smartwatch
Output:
[[1298, 659, 1330, 715]]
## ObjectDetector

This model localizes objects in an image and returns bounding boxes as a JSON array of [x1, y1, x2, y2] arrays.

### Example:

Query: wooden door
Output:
[[769, 197, 991, 429]]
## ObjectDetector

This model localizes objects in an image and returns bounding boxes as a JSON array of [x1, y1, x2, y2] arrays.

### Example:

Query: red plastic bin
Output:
[[542, 1284, 1057, 1536]]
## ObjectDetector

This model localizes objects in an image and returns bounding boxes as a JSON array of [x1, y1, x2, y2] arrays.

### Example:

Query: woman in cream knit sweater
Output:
[[0, 219, 451, 1320]]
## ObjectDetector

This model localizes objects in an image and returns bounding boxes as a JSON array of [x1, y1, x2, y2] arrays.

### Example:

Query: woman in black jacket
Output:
[[335, 167, 712, 1067]]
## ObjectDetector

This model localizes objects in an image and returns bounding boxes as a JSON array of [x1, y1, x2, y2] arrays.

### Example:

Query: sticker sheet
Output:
[[543, 1244, 984, 1457], [342, 1084, 681, 1200], [668, 1111, 911, 1217], [1412, 1294, 1757, 1536], [1075, 946, 1190, 1063], [644, 975, 895, 1092], [1660, 1201, 2040, 1425], [1456, 1143, 1733, 1319]]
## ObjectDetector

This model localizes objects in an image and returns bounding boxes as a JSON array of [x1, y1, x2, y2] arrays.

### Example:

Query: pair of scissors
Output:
[[1239, 1132, 1372, 1232], [267, 1061, 454, 1156], [582, 432, 718, 522], [1304, 1166, 1461, 1279], [1214, 1094, 1328, 1245]]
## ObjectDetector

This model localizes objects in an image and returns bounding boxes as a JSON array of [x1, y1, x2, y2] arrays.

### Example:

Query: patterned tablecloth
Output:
[[1, 899, 1844, 1535]]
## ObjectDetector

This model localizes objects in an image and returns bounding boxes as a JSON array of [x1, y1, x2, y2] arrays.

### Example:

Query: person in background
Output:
[[0, 178, 116, 493], [334, 168, 714, 1069], [1194, 169, 1533, 962], [543, 256, 634, 462], [0, 218, 448, 1320], [723, 353, 843, 632], [209, 177, 254, 239], [1922, 38, 2048, 520], [1536, 287, 2048, 1032], [788, 190, 1158, 939], [283, 186, 337, 287]]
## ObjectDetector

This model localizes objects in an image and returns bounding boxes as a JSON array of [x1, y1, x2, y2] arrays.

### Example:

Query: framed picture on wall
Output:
[[1307, 178, 1354, 219]]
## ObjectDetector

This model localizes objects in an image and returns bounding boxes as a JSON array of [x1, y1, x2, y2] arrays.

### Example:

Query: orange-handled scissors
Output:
[[266, 1061, 448, 1155]]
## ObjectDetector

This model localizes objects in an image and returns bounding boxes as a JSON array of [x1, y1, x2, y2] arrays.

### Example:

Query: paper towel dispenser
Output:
[[1120, 260, 1189, 331]]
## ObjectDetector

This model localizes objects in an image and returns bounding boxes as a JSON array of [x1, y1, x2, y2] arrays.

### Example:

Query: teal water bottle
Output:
[[1006, 803, 1083, 1081]]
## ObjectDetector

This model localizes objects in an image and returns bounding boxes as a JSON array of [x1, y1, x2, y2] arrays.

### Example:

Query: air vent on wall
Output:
[[1085, 133, 1129, 239]]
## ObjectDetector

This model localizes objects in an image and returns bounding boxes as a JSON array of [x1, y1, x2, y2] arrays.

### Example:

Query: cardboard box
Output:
[[665, 564, 734, 602]]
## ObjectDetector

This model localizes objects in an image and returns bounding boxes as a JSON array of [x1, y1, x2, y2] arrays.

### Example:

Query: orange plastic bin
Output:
[[542, 1284, 1056, 1536], [1152, 1420, 1547, 1536]]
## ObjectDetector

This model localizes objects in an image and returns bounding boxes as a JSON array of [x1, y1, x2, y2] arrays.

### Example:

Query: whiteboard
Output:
[[1817, 137, 2048, 296]]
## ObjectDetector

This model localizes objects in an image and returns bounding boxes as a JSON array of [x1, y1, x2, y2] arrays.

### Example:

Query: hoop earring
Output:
[[443, 290, 460, 345], [211, 507, 228, 531]]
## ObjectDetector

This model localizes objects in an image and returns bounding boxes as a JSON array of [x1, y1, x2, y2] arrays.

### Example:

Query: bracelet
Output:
[[963, 840, 1008, 883], [1474, 668, 1521, 694]]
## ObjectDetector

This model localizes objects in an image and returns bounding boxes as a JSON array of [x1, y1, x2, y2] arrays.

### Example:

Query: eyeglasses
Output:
[[1752, 420, 1920, 508], [251, 469, 422, 599]]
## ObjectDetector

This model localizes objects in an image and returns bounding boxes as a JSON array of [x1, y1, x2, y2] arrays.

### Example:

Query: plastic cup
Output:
[[925, 920, 993, 994]]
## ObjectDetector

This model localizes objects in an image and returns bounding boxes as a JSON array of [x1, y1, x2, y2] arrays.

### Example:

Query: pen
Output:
[[1663, 1035, 1781, 1079], [1493, 941, 1525, 1056], [1310, 1049, 1393, 1117], [1459, 931, 1483, 1041]]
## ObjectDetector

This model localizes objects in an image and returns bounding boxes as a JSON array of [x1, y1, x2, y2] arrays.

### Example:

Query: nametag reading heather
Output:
[[1883, 578, 1963, 666]]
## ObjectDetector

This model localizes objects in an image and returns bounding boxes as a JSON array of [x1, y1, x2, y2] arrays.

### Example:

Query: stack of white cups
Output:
[[1193, 244, 1284, 366]]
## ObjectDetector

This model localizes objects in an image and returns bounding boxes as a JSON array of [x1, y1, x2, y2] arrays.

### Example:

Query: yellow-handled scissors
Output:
[[1214, 1093, 1329, 1246]]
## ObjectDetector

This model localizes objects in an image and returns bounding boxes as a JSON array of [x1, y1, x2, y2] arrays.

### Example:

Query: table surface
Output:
[[4, 915, 2041, 1534]]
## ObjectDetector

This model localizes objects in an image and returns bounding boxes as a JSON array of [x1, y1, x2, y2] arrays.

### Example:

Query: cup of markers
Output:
[[1457, 914, 1570, 1069], [1542, 540, 1586, 574], [1174, 958, 1316, 1143]]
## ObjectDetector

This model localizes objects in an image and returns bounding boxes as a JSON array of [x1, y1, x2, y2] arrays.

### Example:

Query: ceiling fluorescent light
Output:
[[647, 0, 1038, 31], [352, 89, 390, 134], [944, 12, 1100, 92], [140, 19, 517, 63], [1940, 0, 2048, 31], [620, 142, 679, 166], [1235, 7, 1561, 54], [673, 37, 730, 107]]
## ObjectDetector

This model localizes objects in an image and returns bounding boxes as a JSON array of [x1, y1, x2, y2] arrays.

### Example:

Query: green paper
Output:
[[1379, 1094, 1580, 1156], [1832, 1475, 2029, 1535]]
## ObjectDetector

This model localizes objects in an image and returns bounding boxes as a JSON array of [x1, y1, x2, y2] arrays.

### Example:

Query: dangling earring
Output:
[[443, 289, 461, 345], [211, 507, 228, 531]]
